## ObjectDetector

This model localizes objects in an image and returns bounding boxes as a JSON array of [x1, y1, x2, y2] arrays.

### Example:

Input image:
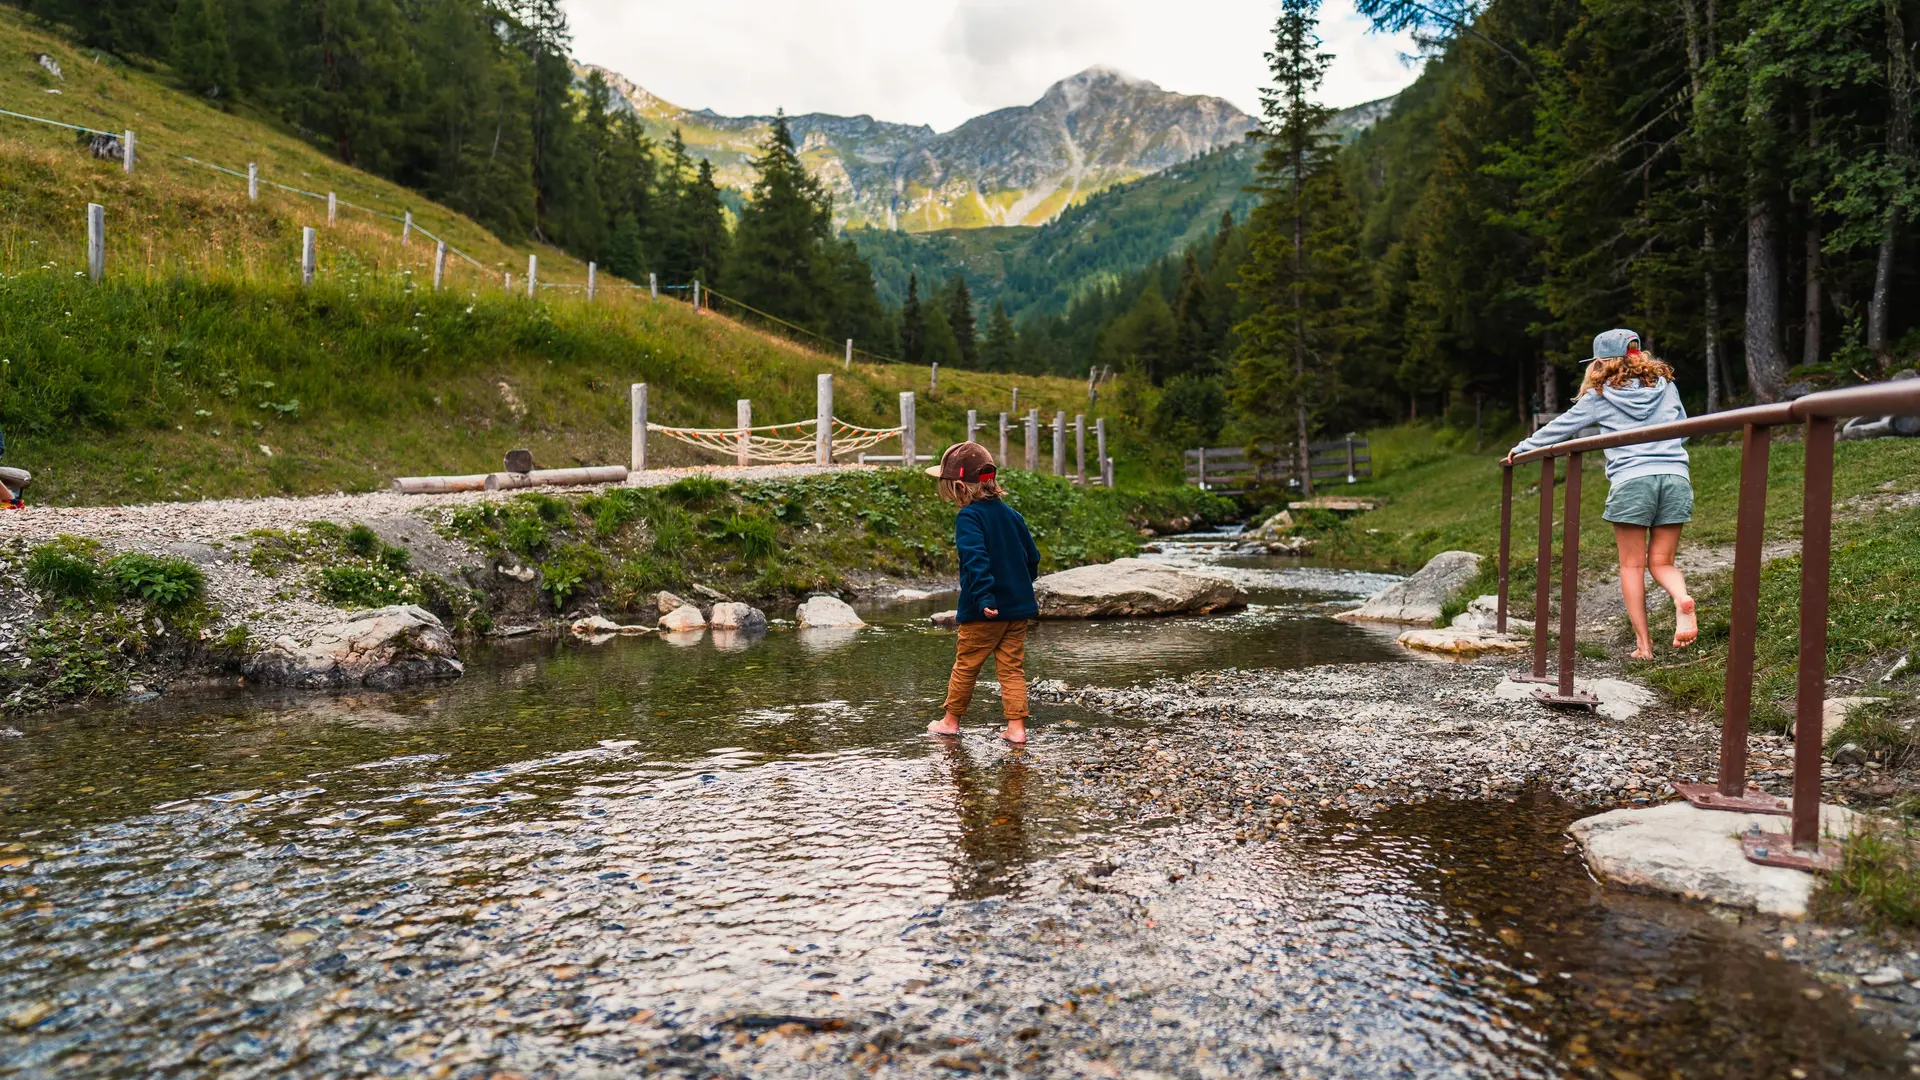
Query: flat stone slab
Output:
[[1033, 558, 1244, 618], [1336, 550, 1481, 625], [1570, 800, 1863, 918], [1494, 674, 1655, 721], [1397, 627, 1529, 657]]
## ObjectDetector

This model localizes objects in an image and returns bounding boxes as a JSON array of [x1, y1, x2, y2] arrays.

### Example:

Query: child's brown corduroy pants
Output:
[[943, 619, 1030, 721]]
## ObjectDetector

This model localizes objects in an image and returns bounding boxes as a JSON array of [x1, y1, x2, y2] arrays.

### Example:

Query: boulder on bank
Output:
[[570, 616, 650, 639], [708, 602, 768, 632], [796, 595, 865, 628], [930, 610, 958, 628], [654, 591, 690, 615], [659, 604, 707, 632], [1448, 594, 1532, 634], [1033, 558, 1244, 619], [1336, 551, 1482, 625], [1396, 627, 1528, 657], [248, 605, 462, 690]]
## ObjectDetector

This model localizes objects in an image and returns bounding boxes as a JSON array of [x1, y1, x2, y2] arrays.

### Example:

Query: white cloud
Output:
[[562, 0, 1423, 131]]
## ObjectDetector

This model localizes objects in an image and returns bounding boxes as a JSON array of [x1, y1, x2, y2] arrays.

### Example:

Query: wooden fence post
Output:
[[327, 191, 336, 226], [693, 279, 701, 309], [247, 162, 258, 201], [1011, 387, 1020, 415], [301, 226, 316, 286], [966, 409, 978, 445], [931, 362, 938, 395], [1025, 409, 1039, 471], [432, 241, 446, 291], [526, 254, 537, 298], [845, 338, 852, 370], [736, 399, 752, 466], [1095, 418, 1108, 487], [1103, 456, 1115, 488], [1075, 414, 1087, 484], [1087, 367, 1097, 409], [816, 374, 834, 466], [122, 129, 134, 174], [85, 202, 104, 283], [631, 383, 648, 475], [998, 413, 1009, 466], [587, 261, 597, 301], [649, 272, 658, 301], [1346, 435, 1358, 483], [403, 211, 412, 245], [504, 271, 512, 292], [899, 391, 917, 469], [1198, 448, 1208, 490], [1052, 412, 1066, 475]]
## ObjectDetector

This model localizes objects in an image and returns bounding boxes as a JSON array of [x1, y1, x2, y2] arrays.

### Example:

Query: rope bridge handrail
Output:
[[646, 416, 904, 465]]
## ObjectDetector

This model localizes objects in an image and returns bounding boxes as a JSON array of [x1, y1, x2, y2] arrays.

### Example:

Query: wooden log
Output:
[[392, 474, 488, 494], [484, 466, 628, 491]]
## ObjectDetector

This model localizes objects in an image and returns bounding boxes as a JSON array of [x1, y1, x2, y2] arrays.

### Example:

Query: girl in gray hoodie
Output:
[[1508, 329, 1695, 660]]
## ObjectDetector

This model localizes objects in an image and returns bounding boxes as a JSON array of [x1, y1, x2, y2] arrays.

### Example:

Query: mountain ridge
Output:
[[577, 64, 1258, 232]]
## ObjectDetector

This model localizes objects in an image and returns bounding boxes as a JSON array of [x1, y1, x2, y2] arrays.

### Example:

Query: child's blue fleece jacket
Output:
[[954, 498, 1041, 624]]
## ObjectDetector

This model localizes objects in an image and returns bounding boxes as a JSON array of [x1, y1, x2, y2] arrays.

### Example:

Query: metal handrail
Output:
[[1494, 377, 1920, 871]]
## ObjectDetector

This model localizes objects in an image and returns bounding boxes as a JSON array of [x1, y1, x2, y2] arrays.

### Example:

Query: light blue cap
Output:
[[1587, 328, 1641, 362]]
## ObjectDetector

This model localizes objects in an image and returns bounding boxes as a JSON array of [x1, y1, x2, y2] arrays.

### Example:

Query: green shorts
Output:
[[1604, 474, 1693, 527]]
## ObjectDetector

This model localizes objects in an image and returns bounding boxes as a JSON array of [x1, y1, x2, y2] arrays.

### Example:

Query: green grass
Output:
[[1812, 819, 1920, 930]]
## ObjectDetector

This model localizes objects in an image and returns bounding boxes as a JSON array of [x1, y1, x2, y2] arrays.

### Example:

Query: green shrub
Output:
[[25, 536, 103, 600], [703, 512, 778, 561], [650, 505, 696, 557], [103, 552, 206, 610], [504, 512, 550, 557], [1827, 702, 1917, 766], [540, 542, 607, 610], [344, 523, 381, 558], [664, 475, 731, 508], [517, 492, 572, 524], [606, 556, 674, 613], [583, 488, 648, 538], [317, 564, 421, 608]]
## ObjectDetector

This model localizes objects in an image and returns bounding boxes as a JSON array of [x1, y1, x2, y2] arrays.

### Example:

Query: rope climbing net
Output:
[[646, 417, 904, 465]]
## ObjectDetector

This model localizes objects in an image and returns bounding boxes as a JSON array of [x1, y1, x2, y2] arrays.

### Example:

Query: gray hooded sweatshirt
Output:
[[1510, 377, 1689, 483]]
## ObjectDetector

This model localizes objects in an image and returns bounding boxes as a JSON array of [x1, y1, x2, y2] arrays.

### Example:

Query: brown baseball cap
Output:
[[926, 441, 997, 482]]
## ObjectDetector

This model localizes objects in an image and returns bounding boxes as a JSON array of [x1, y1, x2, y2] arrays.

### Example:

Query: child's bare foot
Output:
[[999, 721, 1027, 745], [1629, 646, 1654, 661], [927, 717, 961, 737], [1672, 597, 1698, 648]]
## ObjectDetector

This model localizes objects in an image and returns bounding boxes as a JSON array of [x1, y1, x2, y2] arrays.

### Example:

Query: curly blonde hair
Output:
[[938, 477, 1003, 508], [1580, 349, 1675, 398]]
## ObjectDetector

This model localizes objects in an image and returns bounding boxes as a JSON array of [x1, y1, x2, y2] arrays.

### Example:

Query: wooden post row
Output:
[[816, 374, 834, 466], [85, 202, 104, 283]]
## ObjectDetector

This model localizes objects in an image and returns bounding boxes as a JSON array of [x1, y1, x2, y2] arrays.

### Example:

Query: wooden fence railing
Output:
[[1183, 437, 1370, 494]]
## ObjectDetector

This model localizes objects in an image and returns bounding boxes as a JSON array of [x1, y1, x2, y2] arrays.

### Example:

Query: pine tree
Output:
[[1232, 0, 1366, 493], [728, 112, 835, 329], [685, 159, 730, 287], [1171, 251, 1216, 378], [922, 300, 964, 369], [901, 274, 926, 364], [944, 276, 977, 367], [982, 301, 1017, 370], [171, 0, 238, 99]]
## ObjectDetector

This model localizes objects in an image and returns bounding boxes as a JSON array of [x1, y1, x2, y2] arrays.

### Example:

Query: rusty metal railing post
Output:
[[1497, 465, 1513, 634], [1742, 416, 1841, 870], [1535, 452, 1599, 707], [1675, 423, 1789, 814], [1519, 457, 1558, 684]]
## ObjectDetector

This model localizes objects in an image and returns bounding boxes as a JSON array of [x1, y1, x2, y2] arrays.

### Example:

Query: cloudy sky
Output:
[[561, 1, 1425, 131]]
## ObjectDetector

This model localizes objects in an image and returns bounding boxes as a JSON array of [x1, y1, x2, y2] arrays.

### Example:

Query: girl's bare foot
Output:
[[999, 721, 1028, 745], [927, 717, 961, 737], [1629, 646, 1654, 661], [1672, 597, 1698, 648]]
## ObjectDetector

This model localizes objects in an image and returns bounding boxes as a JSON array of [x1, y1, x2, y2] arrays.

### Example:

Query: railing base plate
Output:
[[1672, 783, 1791, 816], [1529, 688, 1600, 709], [1510, 673, 1559, 685], [1740, 831, 1841, 873]]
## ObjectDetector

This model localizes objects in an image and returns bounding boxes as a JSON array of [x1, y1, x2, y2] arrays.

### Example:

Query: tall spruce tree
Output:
[[728, 113, 835, 329], [170, 0, 238, 99], [1232, 0, 1365, 492], [901, 274, 926, 364], [982, 301, 1017, 370], [944, 276, 977, 367]]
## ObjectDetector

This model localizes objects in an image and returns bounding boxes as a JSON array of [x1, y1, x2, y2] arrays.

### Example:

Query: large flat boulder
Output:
[[1034, 558, 1244, 619], [796, 595, 866, 628], [248, 605, 462, 690], [708, 602, 768, 632], [1570, 800, 1862, 918], [1336, 551, 1482, 624], [1396, 627, 1528, 657]]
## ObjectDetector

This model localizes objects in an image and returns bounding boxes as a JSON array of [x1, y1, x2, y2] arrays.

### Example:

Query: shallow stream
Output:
[[0, 549, 1907, 1077]]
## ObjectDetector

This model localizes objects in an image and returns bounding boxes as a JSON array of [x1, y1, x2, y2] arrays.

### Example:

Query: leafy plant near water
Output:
[[318, 564, 422, 608], [25, 536, 103, 601], [539, 543, 608, 610], [102, 552, 206, 611], [1812, 819, 1920, 930], [25, 537, 205, 611]]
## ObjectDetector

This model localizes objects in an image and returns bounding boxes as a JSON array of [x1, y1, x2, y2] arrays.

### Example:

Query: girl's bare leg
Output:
[[1613, 523, 1654, 659], [1648, 524, 1696, 647]]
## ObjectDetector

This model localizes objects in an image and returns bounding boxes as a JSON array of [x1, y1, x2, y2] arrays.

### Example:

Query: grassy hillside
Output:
[[1309, 423, 1920, 729], [0, 10, 1129, 506]]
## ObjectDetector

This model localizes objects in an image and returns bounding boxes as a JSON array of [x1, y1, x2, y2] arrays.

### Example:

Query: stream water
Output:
[[0, 548, 1907, 1077]]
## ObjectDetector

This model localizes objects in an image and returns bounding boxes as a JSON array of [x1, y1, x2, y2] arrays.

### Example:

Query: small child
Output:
[[924, 441, 1041, 744]]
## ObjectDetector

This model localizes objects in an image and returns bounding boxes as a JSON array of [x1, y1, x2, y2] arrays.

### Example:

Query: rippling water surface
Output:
[[0, 555, 1903, 1077]]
